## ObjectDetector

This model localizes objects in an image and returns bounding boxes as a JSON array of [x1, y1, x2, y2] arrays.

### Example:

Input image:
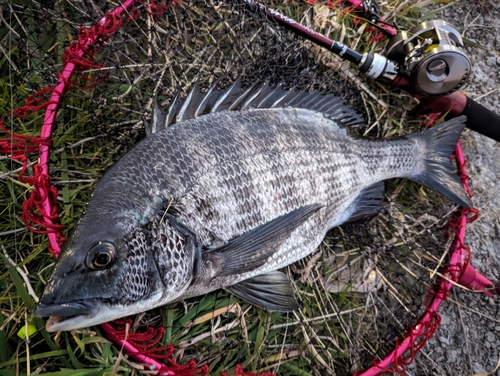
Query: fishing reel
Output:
[[384, 20, 471, 97], [251, 0, 471, 98]]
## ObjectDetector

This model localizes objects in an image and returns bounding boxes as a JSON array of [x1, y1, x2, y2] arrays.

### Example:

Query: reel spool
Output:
[[385, 20, 471, 96]]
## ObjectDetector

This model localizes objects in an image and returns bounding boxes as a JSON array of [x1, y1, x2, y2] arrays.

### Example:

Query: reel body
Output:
[[385, 20, 471, 96]]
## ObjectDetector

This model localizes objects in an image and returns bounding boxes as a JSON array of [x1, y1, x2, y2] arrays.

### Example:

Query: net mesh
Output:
[[0, 1, 473, 375]]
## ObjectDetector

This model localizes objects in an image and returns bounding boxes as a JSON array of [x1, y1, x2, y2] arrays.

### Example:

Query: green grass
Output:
[[0, 0, 464, 375]]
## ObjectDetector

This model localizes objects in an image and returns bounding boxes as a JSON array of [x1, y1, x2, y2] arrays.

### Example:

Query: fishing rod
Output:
[[244, 0, 500, 142], [244, 0, 398, 82]]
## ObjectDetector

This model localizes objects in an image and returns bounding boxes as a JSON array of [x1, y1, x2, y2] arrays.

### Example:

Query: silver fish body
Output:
[[35, 81, 472, 331]]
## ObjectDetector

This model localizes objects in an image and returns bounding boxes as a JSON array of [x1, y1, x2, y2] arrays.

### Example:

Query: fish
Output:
[[34, 78, 472, 332]]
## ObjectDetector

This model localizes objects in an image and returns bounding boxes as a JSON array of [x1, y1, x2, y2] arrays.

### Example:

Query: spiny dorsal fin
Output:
[[148, 77, 364, 135], [164, 91, 182, 132], [145, 96, 167, 136], [194, 76, 225, 117]]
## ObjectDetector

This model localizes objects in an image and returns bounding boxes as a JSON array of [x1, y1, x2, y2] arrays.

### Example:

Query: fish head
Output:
[[35, 201, 198, 332]]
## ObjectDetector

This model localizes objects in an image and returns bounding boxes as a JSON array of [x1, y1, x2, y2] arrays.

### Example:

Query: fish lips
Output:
[[34, 299, 100, 331]]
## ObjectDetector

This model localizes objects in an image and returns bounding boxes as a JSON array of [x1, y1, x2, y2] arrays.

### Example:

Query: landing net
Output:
[[0, 1, 476, 375]]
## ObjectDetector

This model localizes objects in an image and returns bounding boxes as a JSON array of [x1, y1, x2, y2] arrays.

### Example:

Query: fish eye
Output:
[[86, 242, 117, 270]]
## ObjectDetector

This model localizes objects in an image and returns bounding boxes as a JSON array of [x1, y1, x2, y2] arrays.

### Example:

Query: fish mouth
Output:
[[34, 299, 101, 332]]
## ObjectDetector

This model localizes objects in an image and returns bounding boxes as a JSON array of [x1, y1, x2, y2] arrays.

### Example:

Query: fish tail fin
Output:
[[408, 115, 472, 208]]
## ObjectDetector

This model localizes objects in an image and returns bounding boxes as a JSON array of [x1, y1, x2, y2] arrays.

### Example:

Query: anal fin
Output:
[[347, 182, 384, 222], [224, 271, 299, 312]]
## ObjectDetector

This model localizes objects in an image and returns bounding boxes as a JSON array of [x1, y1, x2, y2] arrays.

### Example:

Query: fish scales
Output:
[[170, 110, 409, 295], [100, 108, 387, 240], [34, 81, 472, 331], [86, 109, 415, 293]]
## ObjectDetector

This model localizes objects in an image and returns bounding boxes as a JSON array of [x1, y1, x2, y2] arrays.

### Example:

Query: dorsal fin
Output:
[[213, 77, 246, 112], [194, 76, 225, 117], [148, 78, 364, 135], [145, 96, 167, 136], [163, 91, 182, 131]]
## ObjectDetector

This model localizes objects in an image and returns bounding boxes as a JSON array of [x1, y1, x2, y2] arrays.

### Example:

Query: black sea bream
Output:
[[35, 79, 472, 332]]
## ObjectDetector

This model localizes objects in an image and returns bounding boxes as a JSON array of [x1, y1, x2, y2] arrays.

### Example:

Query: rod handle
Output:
[[453, 96, 500, 143]]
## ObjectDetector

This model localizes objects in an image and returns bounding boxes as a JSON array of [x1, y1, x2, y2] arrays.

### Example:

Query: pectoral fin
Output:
[[206, 203, 323, 277], [225, 271, 299, 312]]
